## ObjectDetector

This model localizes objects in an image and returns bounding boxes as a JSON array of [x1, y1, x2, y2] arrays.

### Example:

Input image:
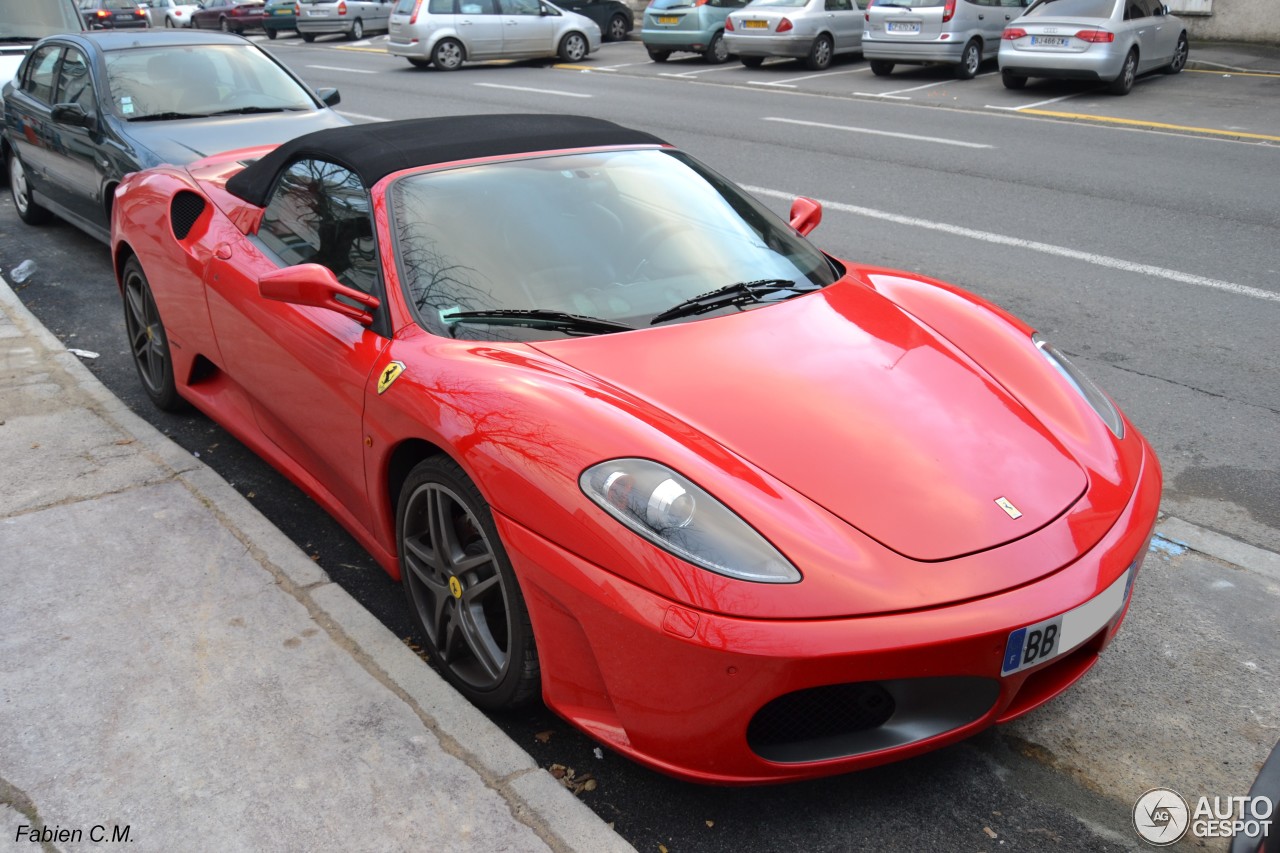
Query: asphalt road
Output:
[[2, 32, 1277, 852]]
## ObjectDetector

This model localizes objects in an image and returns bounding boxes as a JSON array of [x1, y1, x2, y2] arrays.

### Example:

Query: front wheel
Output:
[[1108, 49, 1137, 95], [1163, 33, 1188, 74], [398, 456, 540, 710], [869, 59, 894, 77], [704, 31, 729, 64], [1001, 68, 1027, 89], [805, 33, 832, 71], [408, 57, 431, 68], [122, 257, 184, 412], [956, 38, 981, 79], [558, 31, 588, 62], [606, 13, 628, 42], [8, 151, 53, 226], [432, 38, 464, 70], [349, 18, 363, 39], [266, 26, 277, 39]]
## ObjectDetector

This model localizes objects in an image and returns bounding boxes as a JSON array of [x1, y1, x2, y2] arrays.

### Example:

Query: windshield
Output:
[[1023, 0, 1118, 16], [103, 43, 315, 120], [390, 148, 840, 341], [0, 0, 85, 40]]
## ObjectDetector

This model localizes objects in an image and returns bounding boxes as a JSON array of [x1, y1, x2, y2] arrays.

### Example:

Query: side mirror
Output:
[[316, 87, 341, 107], [789, 196, 822, 237], [51, 102, 95, 130], [259, 264, 379, 325]]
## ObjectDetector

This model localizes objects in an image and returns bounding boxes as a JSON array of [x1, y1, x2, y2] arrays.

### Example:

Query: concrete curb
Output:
[[0, 277, 634, 853], [1157, 516, 1280, 583]]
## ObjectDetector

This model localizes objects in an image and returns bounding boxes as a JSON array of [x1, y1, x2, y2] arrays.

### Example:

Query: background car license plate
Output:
[[1031, 35, 1068, 46], [1001, 568, 1134, 676], [657, 15, 678, 23], [887, 21, 921, 33], [744, 20, 768, 28]]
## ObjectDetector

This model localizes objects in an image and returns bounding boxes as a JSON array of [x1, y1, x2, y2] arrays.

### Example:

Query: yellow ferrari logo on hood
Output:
[[377, 361, 406, 395], [995, 497, 1023, 520]]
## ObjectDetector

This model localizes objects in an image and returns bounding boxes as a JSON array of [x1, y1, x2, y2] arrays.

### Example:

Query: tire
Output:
[[266, 26, 277, 39], [606, 13, 628, 42], [956, 38, 981, 80], [558, 31, 588, 62], [1163, 33, 1188, 74], [1108, 48, 1137, 95], [646, 48, 670, 62], [219, 16, 231, 32], [121, 257, 184, 412], [398, 456, 540, 710], [349, 18, 363, 40], [1001, 68, 1027, 89], [805, 33, 833, 71], [432, 38, 464, 70], [408, 57, 432, 68], [301, 32, 316, 42], [740, 55, 764, 68], [704, 31, 729, 64], [8, 151, 53, 226], [869, 59, 894, 77], [164, 16, 175, 27]]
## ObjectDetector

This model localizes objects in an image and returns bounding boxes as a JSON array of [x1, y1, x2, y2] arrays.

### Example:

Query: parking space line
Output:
[[751, 67, 873, 87], [474, 83, 592, 98], [763, 117, 994, 148], [659, 65, 748, 78], [1018, 110, 1280, 142], [744, 185, 1280, 304], [984, 90, 1091, 111], [1187, 67, 1280, 78], [856, 72, 994, 99], [307, 65, 378, 74]]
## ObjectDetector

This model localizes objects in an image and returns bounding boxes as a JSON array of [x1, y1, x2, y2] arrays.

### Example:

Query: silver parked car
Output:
[[387, 0, 600, 70], [297, 0, 394, 40], [998, 0, 1188, 94], [144, 0, 203, 27], [863, 0, 1027, 79], [724, 0, 866, 70]]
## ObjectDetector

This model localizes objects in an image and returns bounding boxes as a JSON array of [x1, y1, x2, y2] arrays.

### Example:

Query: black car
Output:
[[2, 30, 349, 243], [554, 0, 632, 41], [79, 0, 151, 29]]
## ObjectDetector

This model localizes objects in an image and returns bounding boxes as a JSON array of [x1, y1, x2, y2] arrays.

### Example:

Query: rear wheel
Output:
[[408, 57, 431, 68], [869, 59, 894, 76], [1108, 48, 1137, 94], [122, 257, 183, 412], [740, 55, 764, 68], [559, 31, 588, 62], [606, 13, 628, 41], [8, 151, 53, 226], [219, 16, 231, 32], [1001, 68, 1027, 89], [433, 38, 464, 70], [956, 38, 981, 79], [398, 456, 540, 710], [1163, 33, 1187, 74], [164, 15, 175, 27], [266, 26, 277, 39], [349, 18, 363, 39], [805, 33, 833, 70], [646, 48, 670, 62], [704, 31, 729, 64]]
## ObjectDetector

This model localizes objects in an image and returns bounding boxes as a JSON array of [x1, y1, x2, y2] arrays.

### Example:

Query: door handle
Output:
[[977, 13, 984, 18]]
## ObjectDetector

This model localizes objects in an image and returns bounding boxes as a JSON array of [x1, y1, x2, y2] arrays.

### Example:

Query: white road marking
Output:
[[745, 185, 1280, 304], [658, 64, 746, 78], [763, 117, 994, 149], [856, 72, 994, 99], [751, 66, 873, 87], [985, 90, 1089, 111], [474, 83, 592, 98], [306, 64, 378, 74]]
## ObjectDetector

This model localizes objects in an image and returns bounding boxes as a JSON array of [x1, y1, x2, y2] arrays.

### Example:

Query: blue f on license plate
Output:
[[1001, 568, 1134, 676]]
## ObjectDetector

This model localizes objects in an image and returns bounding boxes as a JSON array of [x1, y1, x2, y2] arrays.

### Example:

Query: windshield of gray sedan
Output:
[[389, 148, 840, 340], [103, 44, 315, 120]]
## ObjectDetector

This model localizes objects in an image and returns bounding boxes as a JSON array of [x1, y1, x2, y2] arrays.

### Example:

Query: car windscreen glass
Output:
[[103, 44, 315, 119], [870, 0, 945, 7], [648, 0, 695, 9], [746, 0, 809, 7], [1023, 0, 1117, 16], [104, 0, 141, 9], [389, 148, 840, 341]]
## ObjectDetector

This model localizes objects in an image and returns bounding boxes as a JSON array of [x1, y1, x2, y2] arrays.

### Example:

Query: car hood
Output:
[[122, 109, 349, 170], [533, 280, 1088, 562]]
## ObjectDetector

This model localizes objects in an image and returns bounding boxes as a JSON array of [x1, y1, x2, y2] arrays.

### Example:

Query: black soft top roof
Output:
[[225, 114, 668, 207]]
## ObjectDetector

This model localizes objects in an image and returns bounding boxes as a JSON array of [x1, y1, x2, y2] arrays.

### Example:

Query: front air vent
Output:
[[170, 191, 207, 240]]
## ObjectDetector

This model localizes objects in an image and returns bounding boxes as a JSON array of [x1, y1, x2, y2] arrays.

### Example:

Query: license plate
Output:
[[1001, 568, 1134, 677], [307, 9, 329, 15], [886, 21, 920, 33], [275, 7, 292, 13], [744, 19, 768, 28], [657, 14, 678, 23], [1031, 35, 1068, 46]]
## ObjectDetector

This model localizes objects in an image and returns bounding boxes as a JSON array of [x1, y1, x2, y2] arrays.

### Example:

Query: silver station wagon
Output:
[[387, 0, 601, 69], [297, 0, 394, 41]]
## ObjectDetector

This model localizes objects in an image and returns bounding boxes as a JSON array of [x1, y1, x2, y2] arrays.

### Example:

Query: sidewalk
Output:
[[0, 277, 634, 852], [1187, 40, 1280, 74]]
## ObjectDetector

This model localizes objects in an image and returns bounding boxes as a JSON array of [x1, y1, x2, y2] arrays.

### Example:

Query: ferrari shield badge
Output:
[[995, 497, 1023, 520], [377, 361, 406, 395]]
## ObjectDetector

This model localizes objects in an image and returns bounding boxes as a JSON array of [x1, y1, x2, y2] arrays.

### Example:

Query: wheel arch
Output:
[[384, 437, 451, 571], [112, 241, 137, 294]]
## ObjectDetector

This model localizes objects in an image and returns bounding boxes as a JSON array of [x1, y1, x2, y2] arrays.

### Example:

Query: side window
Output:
[[54, 49, 97, 113], [426, 0, 455, 11], [258, 159, 379, 298], [501, 0, 540, 13], [22, 46, 63, 105], [459, 0, 497, 13], [824, 0, 852, 11]]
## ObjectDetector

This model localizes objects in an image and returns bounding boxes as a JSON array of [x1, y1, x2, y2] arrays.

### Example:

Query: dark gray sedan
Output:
[[2, 30, 348, 243]]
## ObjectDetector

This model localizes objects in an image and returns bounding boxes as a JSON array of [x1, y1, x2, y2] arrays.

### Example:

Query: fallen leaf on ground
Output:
[[534, 730, 553, 744], [983, 827, 998, 839]]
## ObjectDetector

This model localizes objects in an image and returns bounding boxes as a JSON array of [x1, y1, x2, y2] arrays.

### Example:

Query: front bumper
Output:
[[723, 32, 812, 59], [501, 437, 1161, 783]]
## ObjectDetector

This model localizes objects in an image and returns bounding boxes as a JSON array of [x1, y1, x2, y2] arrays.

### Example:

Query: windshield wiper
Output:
[[649, 279, 813, 326], [128, 111, 205, 122], [203, 106, 297, 116], [441, 309, 634, 337]]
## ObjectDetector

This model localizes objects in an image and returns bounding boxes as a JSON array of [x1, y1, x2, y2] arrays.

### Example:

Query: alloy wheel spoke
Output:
[[458, 602, 504, 680]]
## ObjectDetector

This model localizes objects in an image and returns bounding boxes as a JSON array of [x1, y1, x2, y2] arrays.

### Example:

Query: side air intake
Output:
[[170, 191, 207, 240]]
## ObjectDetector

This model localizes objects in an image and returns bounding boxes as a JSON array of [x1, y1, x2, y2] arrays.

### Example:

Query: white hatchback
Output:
[[387, 0, 601, 70]]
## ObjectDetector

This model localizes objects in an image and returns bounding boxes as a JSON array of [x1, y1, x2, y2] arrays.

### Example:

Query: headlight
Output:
[[580, 459, 801, 584], [1033, 334, 1124, 438]]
